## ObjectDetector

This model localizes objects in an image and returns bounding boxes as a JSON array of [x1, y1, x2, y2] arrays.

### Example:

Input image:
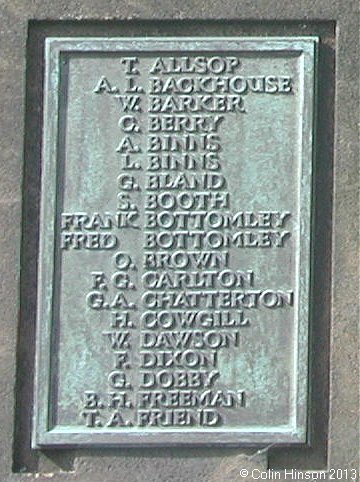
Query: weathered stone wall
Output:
[[0, 2, 358, 481]]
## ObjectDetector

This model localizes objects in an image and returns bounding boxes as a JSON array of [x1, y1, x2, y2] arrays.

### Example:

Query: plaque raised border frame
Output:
[[33, 37, 318, 448]]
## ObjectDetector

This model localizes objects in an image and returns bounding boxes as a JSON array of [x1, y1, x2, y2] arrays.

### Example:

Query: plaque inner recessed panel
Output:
[[33, 37, 317, 447]]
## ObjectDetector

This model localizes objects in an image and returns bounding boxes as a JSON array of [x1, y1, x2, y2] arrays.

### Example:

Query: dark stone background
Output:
[[0, 2, 358, 481]]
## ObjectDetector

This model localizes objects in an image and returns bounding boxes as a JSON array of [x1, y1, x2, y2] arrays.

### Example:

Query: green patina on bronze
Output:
[[33, 37, 317, 448]]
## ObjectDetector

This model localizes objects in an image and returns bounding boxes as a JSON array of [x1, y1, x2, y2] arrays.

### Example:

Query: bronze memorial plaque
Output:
[[33, 37, 317, 447]]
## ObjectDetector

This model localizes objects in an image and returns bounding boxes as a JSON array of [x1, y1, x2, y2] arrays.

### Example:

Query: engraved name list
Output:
[[34, 38, 317, 447]]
